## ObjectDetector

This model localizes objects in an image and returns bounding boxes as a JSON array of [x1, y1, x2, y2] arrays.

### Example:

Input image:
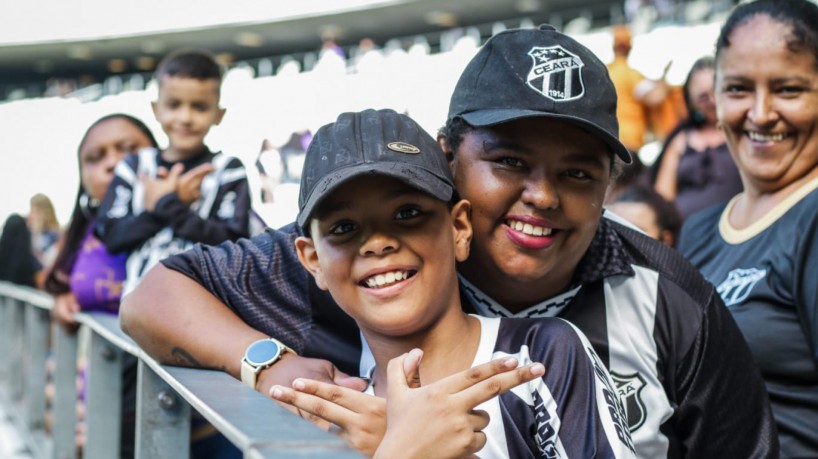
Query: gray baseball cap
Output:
[[448, 24, 632, 164], [297, 109, 456, 229]]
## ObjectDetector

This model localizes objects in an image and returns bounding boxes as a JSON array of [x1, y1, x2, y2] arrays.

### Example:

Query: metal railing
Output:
[[0, 281, 362, 459]]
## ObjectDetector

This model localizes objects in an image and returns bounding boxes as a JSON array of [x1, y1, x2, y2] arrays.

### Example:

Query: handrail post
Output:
[[8, 297, 25, 401], [135, 359, 191, 459], [83, 330, 123, 459], [52, 323, 79, 459], [25, 305, 49, 431]]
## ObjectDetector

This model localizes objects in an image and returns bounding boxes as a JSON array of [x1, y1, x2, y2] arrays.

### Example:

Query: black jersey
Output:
[[163, 215, 778, 458], [96, 147, 250, 293], [679, 179, 818, 457], [361, 316, 636, 458]]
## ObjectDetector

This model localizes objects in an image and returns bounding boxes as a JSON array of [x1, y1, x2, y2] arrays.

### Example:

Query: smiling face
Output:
[[152, 75, 225, 160], [445, 118, 611, 310], [80, 117, 156, 201], [295, 175, 472, 340], [716, 15, 818, 194]]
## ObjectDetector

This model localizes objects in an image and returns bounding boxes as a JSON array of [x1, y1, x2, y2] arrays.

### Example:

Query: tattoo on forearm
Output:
[[171, 347, 226, 371]]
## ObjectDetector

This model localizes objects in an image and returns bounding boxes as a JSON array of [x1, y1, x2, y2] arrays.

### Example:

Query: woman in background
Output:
[[45, 114, 157, 331], [679, 0, 818, 455], [28, 193, 61, 271], [654, 56, 743, 220]]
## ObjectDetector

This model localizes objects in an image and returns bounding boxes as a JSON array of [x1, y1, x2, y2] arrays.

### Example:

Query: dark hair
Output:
[[612, 185, 682, 246], [439, 117, 626, 181], [0, 214, 40, 287], [155, 49, 224, 88], [681, 56, 716, 129], [44, 114, 158, 295], [715, 0, 818, 68]]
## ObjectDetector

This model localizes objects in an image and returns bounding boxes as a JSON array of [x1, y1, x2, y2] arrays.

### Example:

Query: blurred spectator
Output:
[[607, 185, 681, 247], [255, 139, 284, 203], [353, 37, 385, 74], [608, 24, 671, 154], [652, 56, 742, 220], [606, 24, 679, 203], [0, 213, 41, 287], [28, 193, 61, 268]]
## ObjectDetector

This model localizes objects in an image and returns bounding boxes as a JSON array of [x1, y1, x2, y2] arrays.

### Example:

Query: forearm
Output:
[[119, 263, 266, 377]]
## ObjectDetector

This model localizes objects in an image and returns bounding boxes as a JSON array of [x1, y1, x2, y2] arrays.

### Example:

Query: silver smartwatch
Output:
[[240, 338, 296, 389]]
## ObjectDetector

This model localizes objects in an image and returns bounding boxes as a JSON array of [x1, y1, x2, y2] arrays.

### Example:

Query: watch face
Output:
[[246, 339, 282, 366]]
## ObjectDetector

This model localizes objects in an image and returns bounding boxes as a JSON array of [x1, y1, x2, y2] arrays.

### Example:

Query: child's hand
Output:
[[374, 350, 545, 459], [142, 163, 184, 212], [271, 379, 386, 457], [176, 163, 215, 205]]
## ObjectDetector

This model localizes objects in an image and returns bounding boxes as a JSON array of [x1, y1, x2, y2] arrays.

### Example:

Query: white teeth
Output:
[[507, 219, 552, 237], [748, 131, 785, 142], [364, 270, 410, 288]]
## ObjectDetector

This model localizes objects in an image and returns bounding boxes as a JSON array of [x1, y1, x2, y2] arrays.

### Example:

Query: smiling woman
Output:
[[678, 0, 818, 456]]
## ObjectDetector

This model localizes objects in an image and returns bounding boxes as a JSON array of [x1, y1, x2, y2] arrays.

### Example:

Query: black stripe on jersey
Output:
[[560, 281, 610, 367]]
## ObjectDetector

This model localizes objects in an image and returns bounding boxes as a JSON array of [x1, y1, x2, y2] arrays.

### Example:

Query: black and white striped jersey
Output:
[[361, 315, 636, 458], [96, 147, 250, 293], [162, 214, 778, 458]]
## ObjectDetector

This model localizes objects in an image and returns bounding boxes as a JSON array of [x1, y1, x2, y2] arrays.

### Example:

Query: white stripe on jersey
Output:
[[604, 266, 672, 459]]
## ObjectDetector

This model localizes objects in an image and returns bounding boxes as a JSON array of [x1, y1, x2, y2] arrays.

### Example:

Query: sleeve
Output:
[[153, 157, 251, 245], [160, 226, 313, 351], [161, 224, 363, 375], [506, 320, 636, 458], [794, 204, 818, 365], [95, 156, 166, 254], [669, 289, 779, 457]]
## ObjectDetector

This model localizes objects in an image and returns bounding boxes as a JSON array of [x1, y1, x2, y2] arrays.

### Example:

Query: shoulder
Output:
[[677, 204, 725, 255], [606, 217, 716, 308]]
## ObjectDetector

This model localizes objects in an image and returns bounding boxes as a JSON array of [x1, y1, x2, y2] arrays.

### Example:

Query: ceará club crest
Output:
[[527, 46, 585, 102]]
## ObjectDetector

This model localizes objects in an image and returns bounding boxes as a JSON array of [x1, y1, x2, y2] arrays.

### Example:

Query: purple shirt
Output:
[[70, 228, 127, 313]]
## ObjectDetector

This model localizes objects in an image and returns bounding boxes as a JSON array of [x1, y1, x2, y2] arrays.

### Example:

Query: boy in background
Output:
[[274, 108, 635, 458], [96, 49, 251, 294]]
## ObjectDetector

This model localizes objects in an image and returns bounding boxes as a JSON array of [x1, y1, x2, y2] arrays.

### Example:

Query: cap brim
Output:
[[459, 109, 632, 164], [297, 162, 455, 228]]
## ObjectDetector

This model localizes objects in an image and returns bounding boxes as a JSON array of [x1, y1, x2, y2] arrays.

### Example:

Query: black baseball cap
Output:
[[447, 24, 632, 164], [297, 109, 456, 229]]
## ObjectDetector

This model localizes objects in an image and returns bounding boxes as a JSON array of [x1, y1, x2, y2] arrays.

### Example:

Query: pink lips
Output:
[[503, 216, 558, 250]]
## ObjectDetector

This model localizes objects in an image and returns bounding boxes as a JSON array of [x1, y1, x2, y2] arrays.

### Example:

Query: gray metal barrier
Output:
[[0, 281, 362, 459]]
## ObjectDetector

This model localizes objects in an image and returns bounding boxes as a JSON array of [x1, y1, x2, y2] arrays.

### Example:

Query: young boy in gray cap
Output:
[[275, 108, 635, 458], [121, 25, 777, 459]]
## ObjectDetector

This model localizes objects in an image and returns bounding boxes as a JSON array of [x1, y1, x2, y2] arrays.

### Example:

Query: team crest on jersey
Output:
[[716, 267, 767, 306], [611, 372, 647, 431], [527, 46, 585, 101]]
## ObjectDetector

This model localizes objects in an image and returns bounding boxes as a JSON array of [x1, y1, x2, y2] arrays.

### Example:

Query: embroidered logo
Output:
[[611, 372, 647, 432], [527, 46, 585, 101], [716, 267, 767, 307]]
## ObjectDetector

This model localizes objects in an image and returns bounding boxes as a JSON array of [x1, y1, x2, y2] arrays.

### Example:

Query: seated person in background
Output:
[[607, 185, 681, 247], [28, 193, 61, 270], [0, 213, 41, 288], [652, 56, 743, 220], [95, 49, 251, 294], [274, 108, 635, 458]]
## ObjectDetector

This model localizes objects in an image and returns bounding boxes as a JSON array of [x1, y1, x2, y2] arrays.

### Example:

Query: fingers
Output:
[[168, 163, 185, 178], [439, 356, 521, 394], [455, 361, 545, 408], [182, 163, 215, 180], [385, 352, 412, 397], [403, 348, 423, 389], [333, 370, 370, 392], [270, 382, 351, 428]]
